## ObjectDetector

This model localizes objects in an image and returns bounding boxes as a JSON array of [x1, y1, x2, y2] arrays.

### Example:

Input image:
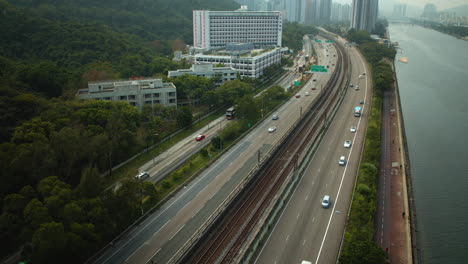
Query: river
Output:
[[388, 24, 468, 263]]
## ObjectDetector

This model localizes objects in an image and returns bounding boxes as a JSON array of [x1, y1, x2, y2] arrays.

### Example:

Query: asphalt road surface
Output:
[[94, 37, 338, 264], [255, 40, 371, 264]]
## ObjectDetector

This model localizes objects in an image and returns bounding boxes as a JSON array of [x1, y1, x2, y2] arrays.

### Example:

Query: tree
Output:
[[31, 221, 68, 264], [215, 80, 253, 105], [77, 166, 102, 198], [22, 199, 52, 241], [176, 107, 193, 128]]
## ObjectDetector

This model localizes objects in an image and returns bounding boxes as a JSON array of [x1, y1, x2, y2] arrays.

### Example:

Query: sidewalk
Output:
[[386, 64, 413, 263]]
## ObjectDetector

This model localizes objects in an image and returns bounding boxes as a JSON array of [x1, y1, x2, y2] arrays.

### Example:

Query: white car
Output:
[[354, 85, 359, 90], [321, 195, 331, 208], [305, 92, 310, 96], [344, 140, 352, 148], [350, 126, 357, 133], [272, 114, 279, 120], [339, 156, 346, 166], [268, 126, 277, 133]]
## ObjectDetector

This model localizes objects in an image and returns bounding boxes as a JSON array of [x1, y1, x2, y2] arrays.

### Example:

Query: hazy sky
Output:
[[332, 0, 467, 10]]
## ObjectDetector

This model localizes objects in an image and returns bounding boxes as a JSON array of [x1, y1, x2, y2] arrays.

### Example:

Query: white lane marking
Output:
[[312, 217, 316, 223], [305, 195, 309, 201], [169, 224, 185, 241], [303, 240, 307, 246], [315, 43, 369, 264], [286, 234, 290, 241], [297, 213, 301, 219], [102, 140, 251, 263]]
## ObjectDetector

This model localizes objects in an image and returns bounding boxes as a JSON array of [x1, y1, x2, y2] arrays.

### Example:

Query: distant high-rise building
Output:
[[319, 0, 332, 22], [193, 9, 282, 50], [331, 3, 352, 22], [285, 0, 302, 22], [331, 3, 342, 21], [351, 0, 379, 32], [342, 4, 351, 22], [422, 3, 438, 20], [393, 4, 407, 17]]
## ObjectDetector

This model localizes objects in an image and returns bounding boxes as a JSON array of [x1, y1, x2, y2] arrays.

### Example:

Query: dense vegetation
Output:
[[339, 30, 396, 263], [282, 22, 319, 52], [0, 0, 247, 262]]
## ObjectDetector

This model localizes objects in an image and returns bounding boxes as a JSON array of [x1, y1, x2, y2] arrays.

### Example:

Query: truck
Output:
[[354, 106, 362, 117]]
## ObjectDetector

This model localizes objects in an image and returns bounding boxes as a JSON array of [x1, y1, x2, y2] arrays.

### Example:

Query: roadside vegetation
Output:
[[339, 30, 396, 263], [0, 0, 315, 262]]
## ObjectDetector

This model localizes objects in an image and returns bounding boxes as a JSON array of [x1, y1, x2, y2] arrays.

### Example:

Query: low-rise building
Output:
[[77, 78, 177, 110], [193, 47, 282, 78], [168, 64, 237, 85]]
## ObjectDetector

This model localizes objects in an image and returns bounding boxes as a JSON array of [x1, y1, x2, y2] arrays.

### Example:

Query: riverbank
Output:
[[388, 59, 418, 263]]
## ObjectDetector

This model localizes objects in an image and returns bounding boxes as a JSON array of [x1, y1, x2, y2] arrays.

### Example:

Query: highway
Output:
[[93, 36, 337, 264], [255, 39, 372, 264]]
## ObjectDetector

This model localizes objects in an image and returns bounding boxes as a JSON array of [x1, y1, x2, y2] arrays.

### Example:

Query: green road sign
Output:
[[311, 65, 327, 72], [325, 40, 334, 43], [314, 39, 321, 43]]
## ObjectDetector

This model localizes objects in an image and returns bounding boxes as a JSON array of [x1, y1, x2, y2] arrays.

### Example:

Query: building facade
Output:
[[193, 9, 282, 50], [285, 0, 302, 22], [168, 64, 238, 85], [193, 48, 282, 78], [351, 0, 379, 32], [78, 79, 177, 110]]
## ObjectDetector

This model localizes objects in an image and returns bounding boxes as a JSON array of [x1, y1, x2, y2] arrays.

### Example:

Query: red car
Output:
[[195, 134, 206, 141]]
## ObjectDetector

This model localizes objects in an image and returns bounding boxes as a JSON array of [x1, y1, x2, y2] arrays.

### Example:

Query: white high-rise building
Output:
[[193, 9, 283, 51], [351, 0, 379, 32]]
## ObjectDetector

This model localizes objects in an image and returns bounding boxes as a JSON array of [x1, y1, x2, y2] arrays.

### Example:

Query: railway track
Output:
[[181, 38, 350, 264]]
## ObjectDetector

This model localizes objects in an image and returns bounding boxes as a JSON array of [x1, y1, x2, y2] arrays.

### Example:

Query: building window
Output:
[[120, 96, 127, 100], [168, 92, 176, 97], [145, 101, 152, 104], [169, 99, 176, 103], [153, 93, 160, 97], [129, 95, 136, 100], [154, 100, 160, 104], [145, 94, 152, 99]]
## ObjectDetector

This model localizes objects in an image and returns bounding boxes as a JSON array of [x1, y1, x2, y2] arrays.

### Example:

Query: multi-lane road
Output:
[[255, 40, 371, 264], [94, 36, 336, 264]]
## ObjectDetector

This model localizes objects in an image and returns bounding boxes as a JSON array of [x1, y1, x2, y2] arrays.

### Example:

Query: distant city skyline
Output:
[[332, 0, 466, 10]]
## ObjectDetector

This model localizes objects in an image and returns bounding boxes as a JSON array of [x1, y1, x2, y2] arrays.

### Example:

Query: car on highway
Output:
[[195, 134, 206, 141], [272, 114, 279, 120], [135, 172, 150, 181], [313, 79, 317, 82], [321, 195, 331, 208], [295, 94, 301, 98], [339, 156, 346, 166], [268, 126, 277, 133], [359, 74, 363, 79], [344, 140, 352, 148], [305, 92, 310, 96], [349, 83, 354, 87], [355, 85, 359, 90], [360, 99, 364, 104], [350, 126, 357, 133], [363, 72, 366, 75], [311, 87, 316, 90]]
